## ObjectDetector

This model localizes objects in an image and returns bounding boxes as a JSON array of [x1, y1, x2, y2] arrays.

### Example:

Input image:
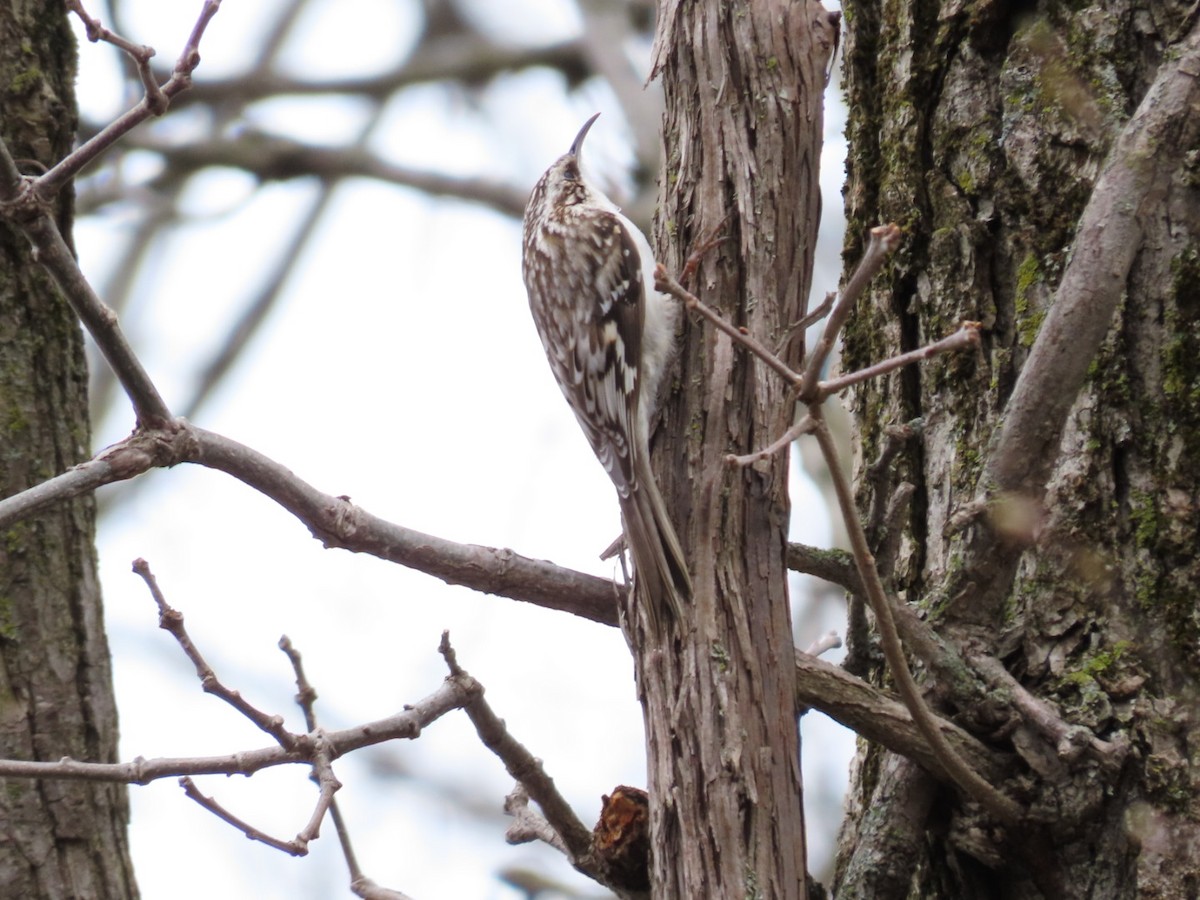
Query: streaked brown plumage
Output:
[[521, 114, 691, 634]]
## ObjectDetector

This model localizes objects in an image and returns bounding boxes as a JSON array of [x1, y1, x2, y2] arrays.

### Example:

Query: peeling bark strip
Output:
[[639, 2, 837, 897]]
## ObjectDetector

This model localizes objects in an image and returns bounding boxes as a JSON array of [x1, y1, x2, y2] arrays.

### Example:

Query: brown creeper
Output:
[[521, 114, 691, 633]]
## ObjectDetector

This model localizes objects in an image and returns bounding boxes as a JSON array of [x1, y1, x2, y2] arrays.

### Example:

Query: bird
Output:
[[521, 113, 692, 636]]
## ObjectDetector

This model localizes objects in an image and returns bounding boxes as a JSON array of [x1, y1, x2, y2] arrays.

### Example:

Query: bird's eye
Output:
[[563, 162, 580, 181]]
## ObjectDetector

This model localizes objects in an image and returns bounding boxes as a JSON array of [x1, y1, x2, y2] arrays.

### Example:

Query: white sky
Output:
[[67, 2, 855, 897]]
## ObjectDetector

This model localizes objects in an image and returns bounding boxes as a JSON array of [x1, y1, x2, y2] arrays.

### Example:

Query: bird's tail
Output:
[[619, 473, 692, 634]]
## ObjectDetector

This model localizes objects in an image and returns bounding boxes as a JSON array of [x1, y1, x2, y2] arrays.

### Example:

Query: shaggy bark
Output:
[[627, 2, 837, 896], [837, 1, 1200, 896], [0, 4, 137, 897]]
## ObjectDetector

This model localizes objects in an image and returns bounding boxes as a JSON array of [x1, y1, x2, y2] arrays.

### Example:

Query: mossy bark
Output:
[[837, 1, 1200, 896], [0, 4, 137, 897]]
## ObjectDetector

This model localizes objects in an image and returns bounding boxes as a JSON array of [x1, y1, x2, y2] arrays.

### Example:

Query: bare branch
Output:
[[794, 649, 1009, 784], [0, 142, 173, 425], [439, 633, 595, 864], [0, 428, 184, 527], [133, 559, 302, 751], [168, 38, 589, 111], [0, 672, 473, 785], [135, 568, 348, 861], [968, 652, 1129, 773], [799, 223, 902, 402], [349, 877, 413, 900], [190, 427, 621, 624], [66, 0, 165, 109], [727, 414, 815, 466], [0, 423, 621, 626], [296, 731, 342, 849], [279, 638, 412, 899], [128, 133, 528, 219], [802, 631, 843, 658], [39, 0, 224, 198], [335, 799, 417, 900], [180, 776, 309, 855], [504, 784, 568, 853], [810, 404, 1024, 824], [280, 636, 320, 732], [815, 323, 981, 401], [776, 291, 836, 356], [786, 542, 862, 595], [655, 264, 801, 388]]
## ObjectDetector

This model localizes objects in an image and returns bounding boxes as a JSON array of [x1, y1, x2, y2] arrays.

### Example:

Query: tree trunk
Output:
[[632, 2, 836, 896], [838, 1, 1200, 897], [0, 5, 138, 898]]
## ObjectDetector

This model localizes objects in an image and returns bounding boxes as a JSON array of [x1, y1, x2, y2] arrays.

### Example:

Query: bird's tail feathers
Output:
[[619, 476, 691, 634]]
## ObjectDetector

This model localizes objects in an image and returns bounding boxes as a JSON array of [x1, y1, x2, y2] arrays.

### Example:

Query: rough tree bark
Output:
[[837, 1, 1200, 897], [631, 2, 836, 897], [0, 5, 137, 897]]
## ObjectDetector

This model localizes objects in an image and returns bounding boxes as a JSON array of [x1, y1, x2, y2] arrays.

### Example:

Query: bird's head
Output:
[[529, 113, 603, 214]]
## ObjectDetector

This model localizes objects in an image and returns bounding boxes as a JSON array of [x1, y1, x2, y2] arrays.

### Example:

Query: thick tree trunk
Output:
[[630, 2, 836, 896], [0, 5, 137, 898], [838, 1, 1200, 897]]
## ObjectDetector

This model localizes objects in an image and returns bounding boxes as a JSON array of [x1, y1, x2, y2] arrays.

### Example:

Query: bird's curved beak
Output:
[[569, 113, 601, 159]]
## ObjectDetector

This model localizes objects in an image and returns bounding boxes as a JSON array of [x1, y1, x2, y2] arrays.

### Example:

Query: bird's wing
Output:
[[526, 206, 646, 498]]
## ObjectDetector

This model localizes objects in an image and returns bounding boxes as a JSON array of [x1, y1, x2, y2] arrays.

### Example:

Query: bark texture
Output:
[[632, 2, 836, 896], [0, 5, 137, 898], [838, 0, 1200, 896]]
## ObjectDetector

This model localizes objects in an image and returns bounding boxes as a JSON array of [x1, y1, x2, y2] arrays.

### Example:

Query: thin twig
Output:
[[727, 415, 815, 466], [0, 141, 173, 426], [776, 291, 836, 356], [132, 559, 302, 752], [281, 636, 396, 893], [66, 0, 165, 111], [809, 405, 1023, 824], [180, 776, 308, 855], [39, 1, 223, 198], [968, 652, 1129, 773], [803, 631, 843, 658], [504, 784, 569, 853], [0, 670, 469, 781], [799, 223, 902, 401], [295, 731, 341, 848], [280, 636, 320, 731], [655, 265, 802, 388], [815, 324, 981, 401]]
